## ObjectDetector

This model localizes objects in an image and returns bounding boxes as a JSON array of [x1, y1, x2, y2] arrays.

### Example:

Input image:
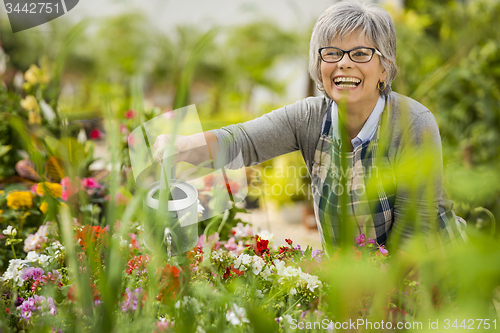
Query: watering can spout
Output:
[[164, 227, 173, 258]]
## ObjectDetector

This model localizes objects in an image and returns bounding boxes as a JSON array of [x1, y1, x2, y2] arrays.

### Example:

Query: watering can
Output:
[[143, 150, 199, 257]]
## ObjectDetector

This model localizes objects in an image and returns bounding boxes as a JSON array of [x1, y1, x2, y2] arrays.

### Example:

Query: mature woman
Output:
[[155, 1, 466, 255]]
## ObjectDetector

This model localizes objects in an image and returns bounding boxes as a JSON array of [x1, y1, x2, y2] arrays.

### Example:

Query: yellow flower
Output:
[[28, 111, 42, 125], [40, 202, 49, 214], [0, 209, 3, 215], [24, 64, 41, 85], [21, 95, 40, 112], [6, 191, 34, 210], [36, 182, 63, 198]]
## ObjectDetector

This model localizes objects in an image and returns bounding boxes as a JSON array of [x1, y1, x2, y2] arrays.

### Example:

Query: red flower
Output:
[[285, 239, 293, 245], [254, 237, 269, 256], [124, 109, 136, 119], [225, 181, 239, 195], [156, 264, 181, 301], [126, 254, 150, 275], [222, 264, 245, 279], [90, 128, 103, 140]]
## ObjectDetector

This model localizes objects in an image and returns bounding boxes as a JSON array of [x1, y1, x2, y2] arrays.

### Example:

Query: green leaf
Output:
[[0, 145, 12, 158]]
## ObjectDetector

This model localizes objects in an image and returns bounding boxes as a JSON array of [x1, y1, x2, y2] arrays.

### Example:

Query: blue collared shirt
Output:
[[322, 96, 386, 149]]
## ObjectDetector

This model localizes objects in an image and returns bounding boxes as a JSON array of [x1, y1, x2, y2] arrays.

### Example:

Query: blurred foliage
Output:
[[392, 0, 500, 223]]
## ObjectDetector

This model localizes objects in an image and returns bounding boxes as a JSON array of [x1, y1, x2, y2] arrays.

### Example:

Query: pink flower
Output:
[[208, 233, 221, 250], [224, 237, 245, 255], [127, 134, 135, 147], [90, 128, 103, 140], [30, 184, 38, 195], [60, 177, 80, 201], [224, 237, 238, 251], [124, 109, 136, 119], [114, 192, 130, 205], [196, 234, 206, 249], [378, 245, 389, 256], [81, 177, 101, 189], [356, 233, 366, 247], [129, 233, 139, 250], [120, 124, 129, 135], [368, 238, 376, 244]]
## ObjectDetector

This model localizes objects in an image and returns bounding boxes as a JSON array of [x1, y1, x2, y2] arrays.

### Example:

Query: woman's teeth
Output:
[[334, 77, 361, 88]]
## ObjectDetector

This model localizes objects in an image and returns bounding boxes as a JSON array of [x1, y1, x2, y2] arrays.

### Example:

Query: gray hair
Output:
[[308, 1, 397, 97]]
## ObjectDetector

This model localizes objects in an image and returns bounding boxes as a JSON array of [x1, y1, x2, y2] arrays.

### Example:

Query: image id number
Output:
[[5, 2, 60, 14], [444, 319, 497, 330]]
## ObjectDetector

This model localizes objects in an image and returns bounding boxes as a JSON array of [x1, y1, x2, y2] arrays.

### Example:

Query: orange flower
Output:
[[156, 264, 181, 301], [76, 225, 107, 250]]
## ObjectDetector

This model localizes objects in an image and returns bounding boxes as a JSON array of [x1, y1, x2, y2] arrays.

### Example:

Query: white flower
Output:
[[251, 256, 265, 275], [119, 236, 128, 248], [23, 234, 40, 252], [273, 259, 286, 275], [255, 290, 264, 298], [234, 253, 251, 270], [211, 249, 225, 262], [196, 326, 206, 333], [37, 254, 51, 266], [26, 251, 39, 263], [1, 259, 27, 286], [25, 251, 51, 266], [260, 266, 272, 280], [2, 226, 17, 236], [46, 241, 65, 259], [290, 287, 297, 295], [299, 272, 322, 292], [175, 296, 201, 313], [257, 230, 274, 242], [226, 304, 249, 325], [283, 315, 294, 324], [231, 223, 253, 239]]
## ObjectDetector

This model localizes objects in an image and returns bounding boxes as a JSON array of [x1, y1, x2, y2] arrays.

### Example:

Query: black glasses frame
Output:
[[318, 46, 382, 63]]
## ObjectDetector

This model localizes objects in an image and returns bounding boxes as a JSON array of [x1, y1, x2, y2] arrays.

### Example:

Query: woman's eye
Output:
[[353, 51, 368, 57]]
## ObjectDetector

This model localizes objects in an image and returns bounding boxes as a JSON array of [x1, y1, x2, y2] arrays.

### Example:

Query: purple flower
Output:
[[14, 297, 25, 307], [47, 297, 57, 315], [311, 249, 324, 263], [294, 245, 301, 251], [121, 287, 143, 312], [300, 310, 309, 319], [20, 267, 45, 281], [17, 295, 57, 321], [368, 238, 376, 244], [355, 234, 366, 247]]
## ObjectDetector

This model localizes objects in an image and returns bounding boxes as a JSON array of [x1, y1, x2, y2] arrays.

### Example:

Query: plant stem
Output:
[[11, 243, 17, 259]]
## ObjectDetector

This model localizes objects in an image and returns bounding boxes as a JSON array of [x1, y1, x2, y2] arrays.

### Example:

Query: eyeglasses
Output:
[[318, 46, 382, 63]]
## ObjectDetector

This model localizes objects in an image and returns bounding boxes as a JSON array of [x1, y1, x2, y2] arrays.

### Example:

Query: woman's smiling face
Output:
[[321, 31, 387, 112]]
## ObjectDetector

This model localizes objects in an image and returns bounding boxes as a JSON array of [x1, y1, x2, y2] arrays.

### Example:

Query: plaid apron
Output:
[[310, 99, 467, 251]]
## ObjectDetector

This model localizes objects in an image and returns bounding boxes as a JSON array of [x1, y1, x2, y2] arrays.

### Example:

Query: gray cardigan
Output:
[[210, 92, 460, 248]]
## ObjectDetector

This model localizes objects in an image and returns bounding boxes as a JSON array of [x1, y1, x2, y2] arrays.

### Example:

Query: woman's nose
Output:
[[337, 53, 354, 69]]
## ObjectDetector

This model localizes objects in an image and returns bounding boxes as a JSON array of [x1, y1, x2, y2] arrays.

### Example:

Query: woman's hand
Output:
[[153, 132, 219, 166], [153, 134, 191, 164]]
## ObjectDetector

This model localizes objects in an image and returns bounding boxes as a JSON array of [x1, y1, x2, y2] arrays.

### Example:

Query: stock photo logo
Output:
[[3, 0, 79, 32]]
